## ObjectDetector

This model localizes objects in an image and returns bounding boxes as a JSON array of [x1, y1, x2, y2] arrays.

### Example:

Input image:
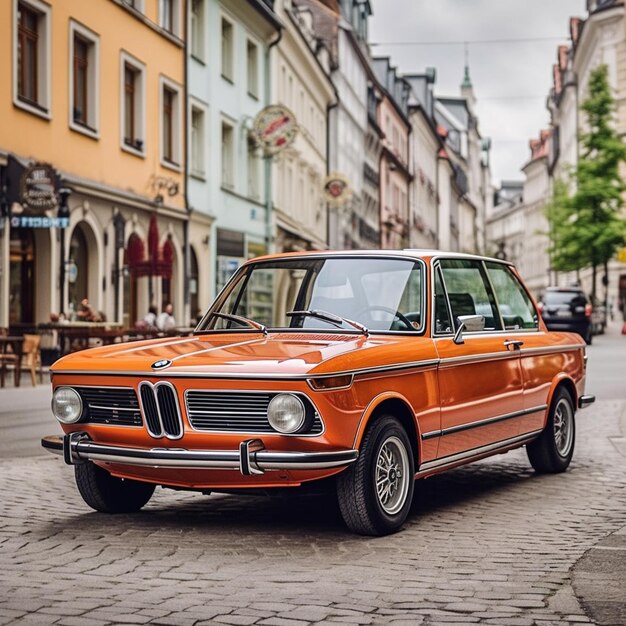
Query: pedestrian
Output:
[[157, 303, 176, 331], [77, 298, 97, 322], [143, 305, 158, 329]]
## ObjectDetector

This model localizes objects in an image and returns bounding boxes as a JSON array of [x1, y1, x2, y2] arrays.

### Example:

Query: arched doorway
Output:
[[160, 236, 176, 313], [124, 233, 143, 327], [9, 229, 35, 325], [68, 225, 88, 316]]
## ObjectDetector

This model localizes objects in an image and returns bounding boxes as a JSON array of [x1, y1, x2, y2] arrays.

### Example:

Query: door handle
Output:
[[504, 340, 524, 350]]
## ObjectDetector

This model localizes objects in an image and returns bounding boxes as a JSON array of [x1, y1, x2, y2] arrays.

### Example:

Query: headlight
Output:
[[267, 393, 306, 434], [51, 387, 83, 424]]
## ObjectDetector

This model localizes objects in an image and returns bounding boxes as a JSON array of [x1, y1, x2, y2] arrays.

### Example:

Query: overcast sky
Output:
[[369, 0, 587, 185]]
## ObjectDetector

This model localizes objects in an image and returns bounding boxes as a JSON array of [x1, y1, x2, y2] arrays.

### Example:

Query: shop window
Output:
[[9, 229, 35, 325], [246, 39, 258, 98], [221, 120, 235, 189], [120, 52, 146, 156], [190, 101, 206, 178], [190, 0, 205, 61], [221, 17, 234, 82], [69, 21, 99, 137], [68, 226, 89, 316], [14, 0, 51, 118]]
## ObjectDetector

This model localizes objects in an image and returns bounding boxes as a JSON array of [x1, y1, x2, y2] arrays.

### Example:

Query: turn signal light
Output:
[[308, 375, 353, 390]]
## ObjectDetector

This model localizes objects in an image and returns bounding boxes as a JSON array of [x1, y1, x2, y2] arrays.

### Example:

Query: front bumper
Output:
[[41, 432, 359, 476]]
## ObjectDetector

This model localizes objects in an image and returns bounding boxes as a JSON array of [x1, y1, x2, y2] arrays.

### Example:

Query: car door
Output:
[[432, 259, 525, 460], [484, 262, 561, 435]]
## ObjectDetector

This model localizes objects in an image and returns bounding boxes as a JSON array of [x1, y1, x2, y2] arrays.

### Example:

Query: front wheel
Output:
[[337, 415, 414, 535], [526, 388, 576, 473], [75, 462, 155, 513]]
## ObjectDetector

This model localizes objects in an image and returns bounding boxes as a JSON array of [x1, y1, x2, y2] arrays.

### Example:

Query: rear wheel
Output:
[[337, 415, 414, 535], [526, 388, 576, 473], [75, 462, 155, 513]]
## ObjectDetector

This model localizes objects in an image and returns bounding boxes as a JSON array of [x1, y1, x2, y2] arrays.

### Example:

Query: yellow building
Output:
[[0, 0, 201, 332]]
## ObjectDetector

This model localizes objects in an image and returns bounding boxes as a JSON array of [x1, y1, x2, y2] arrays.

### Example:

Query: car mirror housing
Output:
[[453, 314, 485, 344]]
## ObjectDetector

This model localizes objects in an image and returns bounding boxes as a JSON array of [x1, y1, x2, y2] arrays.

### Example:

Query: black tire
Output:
[[526, 387, 576, 473], [336, 415, 415, 536], [75, 462, 155, 513]]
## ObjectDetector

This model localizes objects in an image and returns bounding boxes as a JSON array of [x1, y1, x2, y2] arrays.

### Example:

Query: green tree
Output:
[[547, 64, 626, 300]]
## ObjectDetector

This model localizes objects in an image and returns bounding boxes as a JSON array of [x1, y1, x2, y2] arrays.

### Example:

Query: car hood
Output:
[[50, 332, 435, 378]]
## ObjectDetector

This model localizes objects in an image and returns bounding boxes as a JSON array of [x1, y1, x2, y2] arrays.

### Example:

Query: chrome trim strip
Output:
[[52, 359, 441, 380], [421, 405, 547, 440], [88, 404, 138, 413], [41, 434, 359, 472], [183, 388, 326, 438], [520, 345, 583, 356], [416, 429, 543, 474]]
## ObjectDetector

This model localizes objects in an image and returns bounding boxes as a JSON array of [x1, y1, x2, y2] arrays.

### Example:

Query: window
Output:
[[221, 120, 234, 189], [14, 0, 51, 117], [159, 0, 179, 35], [247, 136, 260, 199], [160, 77, 181, 168], [246, 39, 258, 98], [69, 22, 99, 136], [190, 103, 206, 177], [120, 53, 145, 155], [485, 262, 538, 330], [190, 0, 205, 61], [439, 259, 502, 332], [221, 17, 234, 82]]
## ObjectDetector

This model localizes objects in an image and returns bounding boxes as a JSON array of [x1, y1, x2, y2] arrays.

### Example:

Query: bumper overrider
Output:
[[41, 432, 359, 477]]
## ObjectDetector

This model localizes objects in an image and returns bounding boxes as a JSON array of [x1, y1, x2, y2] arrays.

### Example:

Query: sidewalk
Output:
[[0, 367, 51, 391]]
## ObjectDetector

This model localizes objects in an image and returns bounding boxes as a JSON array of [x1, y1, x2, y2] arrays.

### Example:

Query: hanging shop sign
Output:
[[323, 173, 352, 208], [252, 105, 298, 155], [19, 162, 59, 212]]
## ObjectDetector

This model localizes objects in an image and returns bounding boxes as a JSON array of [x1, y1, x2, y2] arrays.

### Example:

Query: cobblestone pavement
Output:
[[1, 400, 625, 626]]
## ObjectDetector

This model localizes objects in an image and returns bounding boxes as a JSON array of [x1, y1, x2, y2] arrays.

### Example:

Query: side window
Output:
[[440, 259, 502, 331], [433, 266, 452, 333], [485, 262, 538, 330]]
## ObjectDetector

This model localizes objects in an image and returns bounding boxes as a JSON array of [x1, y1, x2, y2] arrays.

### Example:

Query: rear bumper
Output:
[[578, 394, 596, 409], [41, 433, 358, 476]]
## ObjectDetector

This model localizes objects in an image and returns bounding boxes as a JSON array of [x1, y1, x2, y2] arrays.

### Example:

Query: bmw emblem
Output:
[[151, 359, 172, 370]]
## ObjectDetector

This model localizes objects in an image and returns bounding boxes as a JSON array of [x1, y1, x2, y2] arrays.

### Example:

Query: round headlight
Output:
[[267, 393, 306, 434], [51, 387, 83, 424]]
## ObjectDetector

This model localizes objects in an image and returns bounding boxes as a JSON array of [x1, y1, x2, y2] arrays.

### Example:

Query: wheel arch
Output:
[[545, 374, 578, 421], [352, 393, 421, 466]]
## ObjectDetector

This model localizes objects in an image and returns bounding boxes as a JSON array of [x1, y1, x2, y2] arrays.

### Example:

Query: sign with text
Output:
[[11, 215, 69, 229], [253, 105, 298, 155], [19, 162, 58, 213]]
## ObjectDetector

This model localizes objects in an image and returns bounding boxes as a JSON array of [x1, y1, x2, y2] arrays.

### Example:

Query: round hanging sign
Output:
[[323, 173, 352, 208], [20, 162, 58, 213], [252, 105, 298, 155]]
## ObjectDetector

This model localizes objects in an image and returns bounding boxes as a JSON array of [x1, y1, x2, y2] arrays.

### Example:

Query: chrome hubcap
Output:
[[553, 398, 574, 456], [375, 436, 410, 515]]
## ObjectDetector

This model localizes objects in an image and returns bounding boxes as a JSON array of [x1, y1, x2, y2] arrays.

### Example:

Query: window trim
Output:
[[220, 116, 236, 190], [220, 13, 235, 83], [119, 51, 146, 158], [246, 36, 259, 99], [12, 0, 52, 120], [159, 75, 182, 171], [158, 0, 180, 36], [189, 97, 208, 180], [68, 20, 100, 139]]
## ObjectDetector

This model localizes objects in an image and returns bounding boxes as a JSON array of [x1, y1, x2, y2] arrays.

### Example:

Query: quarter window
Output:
[[485, 262, 538, 330], [439, 259, 502, 331]]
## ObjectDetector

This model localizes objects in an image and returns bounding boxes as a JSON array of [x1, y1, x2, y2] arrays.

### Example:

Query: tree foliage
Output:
[[547, 64, 626, 297]]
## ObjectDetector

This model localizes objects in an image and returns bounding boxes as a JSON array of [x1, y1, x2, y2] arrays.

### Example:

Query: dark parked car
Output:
[[538, 287, 593, 344]]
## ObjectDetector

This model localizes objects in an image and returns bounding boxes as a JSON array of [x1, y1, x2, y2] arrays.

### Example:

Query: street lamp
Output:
[[58, 188, 72, 315]]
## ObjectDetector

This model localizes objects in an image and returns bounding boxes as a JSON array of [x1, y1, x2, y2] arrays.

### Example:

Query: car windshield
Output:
[[198, 257, 424, 333]]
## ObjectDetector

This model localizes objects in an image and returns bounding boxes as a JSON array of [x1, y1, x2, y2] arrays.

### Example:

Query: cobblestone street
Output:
[[1, 397, 625, 626]]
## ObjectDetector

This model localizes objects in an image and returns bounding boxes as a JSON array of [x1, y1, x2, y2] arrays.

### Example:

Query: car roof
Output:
[[248, 249, 514, 266]]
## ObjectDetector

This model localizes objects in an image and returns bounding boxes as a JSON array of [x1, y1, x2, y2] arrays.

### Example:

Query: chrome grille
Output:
[[139, 382, 183, 439], [76, 387, 142, 427], [185, 391, 323, 434]]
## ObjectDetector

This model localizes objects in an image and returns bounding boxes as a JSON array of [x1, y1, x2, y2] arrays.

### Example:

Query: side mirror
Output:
[[453, 314, 485, 344]]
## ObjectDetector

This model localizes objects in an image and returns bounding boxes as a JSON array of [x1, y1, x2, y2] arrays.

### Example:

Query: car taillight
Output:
[[585, 303, 592, 318]]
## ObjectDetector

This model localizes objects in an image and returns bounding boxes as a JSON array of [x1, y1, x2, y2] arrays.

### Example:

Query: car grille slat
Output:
[[140, 384, 162, 436], [76, 387, 142, 426], [186, 391, 323, 434], [157, 385, 182, 438]]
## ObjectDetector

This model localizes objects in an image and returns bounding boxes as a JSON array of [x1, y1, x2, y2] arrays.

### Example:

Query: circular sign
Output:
[[252, 105, 298, 155], [323, 173, 352, 208], [20, 162, 58, 213]]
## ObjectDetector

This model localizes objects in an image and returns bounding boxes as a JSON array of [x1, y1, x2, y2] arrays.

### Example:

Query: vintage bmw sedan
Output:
[[42, 251, 594, 535]]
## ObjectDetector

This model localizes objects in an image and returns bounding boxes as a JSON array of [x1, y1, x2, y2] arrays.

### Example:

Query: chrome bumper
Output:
[[578, 394, 596, 409], [41, 433, 358, 476]]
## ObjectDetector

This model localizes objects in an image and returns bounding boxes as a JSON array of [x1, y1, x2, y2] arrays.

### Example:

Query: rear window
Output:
[[542, 291, 587, 305]]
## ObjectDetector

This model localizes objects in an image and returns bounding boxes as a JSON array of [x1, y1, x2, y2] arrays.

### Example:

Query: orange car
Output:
[[42, 251, 594, 535]]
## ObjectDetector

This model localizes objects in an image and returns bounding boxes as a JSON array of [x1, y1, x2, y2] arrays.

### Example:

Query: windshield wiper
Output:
[[209, 312, 268, 335], [286, 309, 369, 336]]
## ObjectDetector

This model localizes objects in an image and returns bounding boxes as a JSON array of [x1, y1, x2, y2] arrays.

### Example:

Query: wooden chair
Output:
[[10, 334, 43, 387]]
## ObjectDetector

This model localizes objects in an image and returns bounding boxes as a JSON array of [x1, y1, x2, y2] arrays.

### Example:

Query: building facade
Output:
[[0, 0, 187, 330]]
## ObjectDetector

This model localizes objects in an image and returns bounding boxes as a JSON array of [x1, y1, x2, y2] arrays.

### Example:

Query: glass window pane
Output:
[[486, 262, 538, 329]]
